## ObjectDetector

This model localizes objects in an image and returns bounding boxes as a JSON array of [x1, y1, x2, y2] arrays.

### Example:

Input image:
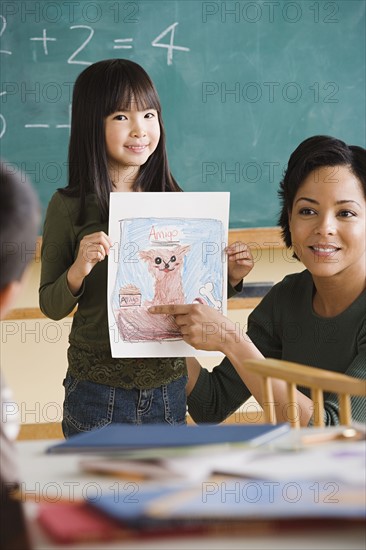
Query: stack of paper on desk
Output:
[[46, 423, 290, 484], [213, 440, 366, 485]]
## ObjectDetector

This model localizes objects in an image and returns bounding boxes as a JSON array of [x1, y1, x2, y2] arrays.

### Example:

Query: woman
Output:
[[150, 136, 366, 426]]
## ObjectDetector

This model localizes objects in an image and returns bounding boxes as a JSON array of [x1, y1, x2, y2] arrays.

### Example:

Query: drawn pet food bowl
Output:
[[119, 285, 142, 308]]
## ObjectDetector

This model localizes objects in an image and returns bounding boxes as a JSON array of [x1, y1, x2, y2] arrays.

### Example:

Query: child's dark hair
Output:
[[61, 59, 181, 225], [0, 162, 40, 289], [278, 135, 366, 252]]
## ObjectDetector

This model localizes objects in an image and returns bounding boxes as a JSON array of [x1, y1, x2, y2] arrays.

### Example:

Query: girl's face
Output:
[[289, 165, 366, 281], [105, 107, 161, 173]]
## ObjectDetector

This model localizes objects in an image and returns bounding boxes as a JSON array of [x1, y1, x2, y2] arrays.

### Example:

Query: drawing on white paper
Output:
[[111, 217, 224, 343]]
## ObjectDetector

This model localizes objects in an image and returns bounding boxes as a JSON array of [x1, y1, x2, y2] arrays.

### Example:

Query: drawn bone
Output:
[[199, 282, 222, 309]]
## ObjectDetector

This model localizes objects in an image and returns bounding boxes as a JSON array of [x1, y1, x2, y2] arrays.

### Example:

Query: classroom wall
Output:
[[1, 249, 304, 424]]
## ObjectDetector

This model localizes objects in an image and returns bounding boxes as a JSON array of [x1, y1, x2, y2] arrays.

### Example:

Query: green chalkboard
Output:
[[1, 0, 365, 228]]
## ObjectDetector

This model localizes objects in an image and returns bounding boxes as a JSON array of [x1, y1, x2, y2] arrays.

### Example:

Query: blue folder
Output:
[[89, 479, 366, 523], [46, 422, 290, 454]]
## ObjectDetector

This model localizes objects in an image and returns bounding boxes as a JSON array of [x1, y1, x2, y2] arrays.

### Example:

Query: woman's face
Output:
[[289, 165, 366, 281]]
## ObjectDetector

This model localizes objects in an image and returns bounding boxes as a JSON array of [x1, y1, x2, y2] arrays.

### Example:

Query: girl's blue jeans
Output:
[[62, 373, 188, 438]]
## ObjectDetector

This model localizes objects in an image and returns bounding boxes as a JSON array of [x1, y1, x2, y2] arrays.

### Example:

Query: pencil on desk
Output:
[[301, 428, 364, 445], [83, 467, 148, 482]]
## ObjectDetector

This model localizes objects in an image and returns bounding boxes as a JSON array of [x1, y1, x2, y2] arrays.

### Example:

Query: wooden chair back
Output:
[[243, 358, 366, 428]]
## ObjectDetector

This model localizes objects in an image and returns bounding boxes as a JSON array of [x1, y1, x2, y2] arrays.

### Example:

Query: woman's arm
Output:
[[321, 322, 366, 425], [222, 330, 314, 426], [185, 357, 201, 396], [151, 304, 315, 426], [186, 357, 252, 423]]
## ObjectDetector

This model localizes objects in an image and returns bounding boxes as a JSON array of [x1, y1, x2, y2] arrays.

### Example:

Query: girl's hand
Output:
[[148, 304, 240, 353], [226, 241, 254, 288], [67, 231, 112, 294]]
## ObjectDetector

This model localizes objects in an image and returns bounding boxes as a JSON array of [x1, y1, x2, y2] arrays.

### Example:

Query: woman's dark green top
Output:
[[188, 270, 366, 426]]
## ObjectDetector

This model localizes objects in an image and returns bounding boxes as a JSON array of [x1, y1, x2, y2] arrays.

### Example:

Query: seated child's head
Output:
[[0, 162, 40, 318]]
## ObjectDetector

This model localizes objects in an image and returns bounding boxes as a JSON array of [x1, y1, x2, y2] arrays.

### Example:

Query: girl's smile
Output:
[[124, 145, 149, 153]]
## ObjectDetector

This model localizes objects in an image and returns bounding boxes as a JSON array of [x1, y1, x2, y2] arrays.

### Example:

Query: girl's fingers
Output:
[[228, 252, 252, 261], [226, 242, 252, 259], [83, 232, 112, 252], [82, 243, 105, 263], [95, 245, 106, 262], [233, 259, 253, 266], [80, 235, 112, 263]]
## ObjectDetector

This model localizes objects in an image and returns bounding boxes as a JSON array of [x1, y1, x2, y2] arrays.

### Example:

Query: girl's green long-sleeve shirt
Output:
[[187, 270, 366, 425], [39, 191, 186, 389]]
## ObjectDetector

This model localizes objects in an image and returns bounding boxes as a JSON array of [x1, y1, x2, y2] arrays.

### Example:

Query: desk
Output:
[[16, 429, 365, 550]]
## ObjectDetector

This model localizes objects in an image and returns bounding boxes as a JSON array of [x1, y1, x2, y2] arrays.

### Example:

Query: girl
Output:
[[151, 136, 366, 426], [39, 59, 250, 437]]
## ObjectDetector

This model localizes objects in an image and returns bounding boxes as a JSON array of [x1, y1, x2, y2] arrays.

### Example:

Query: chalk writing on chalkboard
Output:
[[24, 104, 72, 132], [0, 17, 189, 67], [0, 16, 190, 140], [0, 15, 12, 55]]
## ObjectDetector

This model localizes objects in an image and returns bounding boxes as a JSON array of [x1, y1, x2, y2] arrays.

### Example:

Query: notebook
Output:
[[46, 423, 290, 455]]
